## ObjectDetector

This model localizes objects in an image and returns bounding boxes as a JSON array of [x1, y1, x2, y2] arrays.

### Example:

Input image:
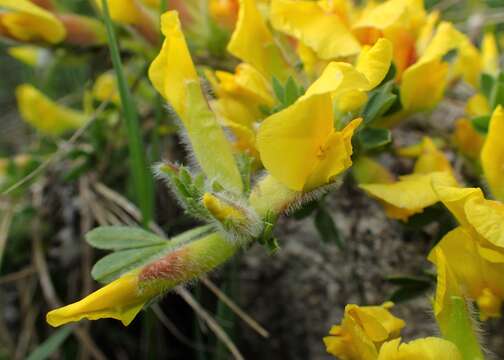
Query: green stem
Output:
[[101, 0, 154, 226], [437, 296, 485, 360]]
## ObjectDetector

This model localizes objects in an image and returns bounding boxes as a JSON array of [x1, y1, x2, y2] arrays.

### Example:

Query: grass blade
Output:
[[101, 0, 154, 225], [26, 325, 75, 360]]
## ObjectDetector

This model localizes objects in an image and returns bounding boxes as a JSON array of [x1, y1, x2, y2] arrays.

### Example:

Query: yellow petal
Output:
[[400, 57, 448, 111], [431, 184, 483, 229], [257, 94, 333, 191], [16, 84, 87, 136], [378, 337, 462, 360], [94, 0, 147, 25], [46, 273, 149, 327], [413, 137, 453, 175], [416, 10, 440, 55], [149, 11, 243, 193], [0, 0, 66, 43], [356, 38, 393, 90], [453, 118, 485, 160], [482, 32, 499, 76], [228, 0, 288, 80], [429, 227, 481, 310], [337, 89, 368, 113], [465, 196, 504, 248], [349, 303, 405, 342], [466, 93, 490, 117], [420, 21, 481, 86], [477, 288, 502, 320], [7, 45, 48, 67], [270, 0, 360, 59], [353, 0, 419, 31], [481, 106, 504, 201], [303, 118, 361, 191], [148, 11, 198, 118], [360, 172, 457, 220], [92, 71, 120, 105], [303, 62, 370, 99], [352, 156, 395, 185]]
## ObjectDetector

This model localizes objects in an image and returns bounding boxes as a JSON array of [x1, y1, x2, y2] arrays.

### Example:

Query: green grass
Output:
[[100, 0, 154, 226]]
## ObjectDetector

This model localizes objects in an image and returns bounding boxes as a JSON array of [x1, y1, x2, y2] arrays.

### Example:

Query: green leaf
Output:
[[86, 226, 166, 250], [490, 80, 504, 108], [471, 115, 491, 134], [358, 127, 392, 150], [91, 226, 213, 283], [480, 73, 495, 99], [26, 325, 75, 360], [361, 82, 398, 125], [91, 244, 167, 283], [272, 76, 284, 103], [314, 206, 344, 249], [284, 76, 299, 106]]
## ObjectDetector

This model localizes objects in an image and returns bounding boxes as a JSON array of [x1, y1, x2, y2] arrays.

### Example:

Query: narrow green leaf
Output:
[[272, 76, 285, 103], [314, 207, 344, 249], [480, 73, 495, 99], [86, 226, 166, 250], [284, 76, 299, 106], [101, 0, 154, 225], [26, 325, 75, 360], [358, 128, 392, 150], [471, 115, 491, 134], [91, 226, 213, 283], [491, 81, 504, 109], [361, 82, 398, 125], [92, 244, 168, 283]]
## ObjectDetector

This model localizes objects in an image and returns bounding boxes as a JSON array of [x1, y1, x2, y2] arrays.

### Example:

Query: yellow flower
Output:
[[149, 11, 243, 193], [399, 22, 481, 113], [47, 272, 151, 327], [377, 337, 462, 360], [94, 0, 158, 44], [270, 0, 361, 60], [16, 84, 87, 136], [209, 0, 238, 29], [92, 71, 120, 105], [0, 0, 66, 43], [430, 183, 504, 320], [452, 118, 484, 161], [206, 63, 274, 157], [323, 302, 405, 360], [228, 0, 289, 80], [466, 93, 490, 118], [7, 45, 49, 67], [256, 40, 392, 192], [359, 138, 457, 221], [481, 106, 504, 201], [47, 232, 238, 327], [482, 32, 499, 76], [429, 226, 504, 321], [257, 93, 362, 191]]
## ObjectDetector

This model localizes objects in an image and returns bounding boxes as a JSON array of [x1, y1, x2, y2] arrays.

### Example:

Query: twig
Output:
[[152, 304, 213, 352], [200, 276, 269, 338], [31, 185, 108, 360], [176, 287, 245, 360], [0, 205, 14, 270], [0, 267, 36, 285]]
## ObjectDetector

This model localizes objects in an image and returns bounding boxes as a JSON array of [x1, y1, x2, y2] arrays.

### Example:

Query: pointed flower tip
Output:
[[45, 273, 148, 327]]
